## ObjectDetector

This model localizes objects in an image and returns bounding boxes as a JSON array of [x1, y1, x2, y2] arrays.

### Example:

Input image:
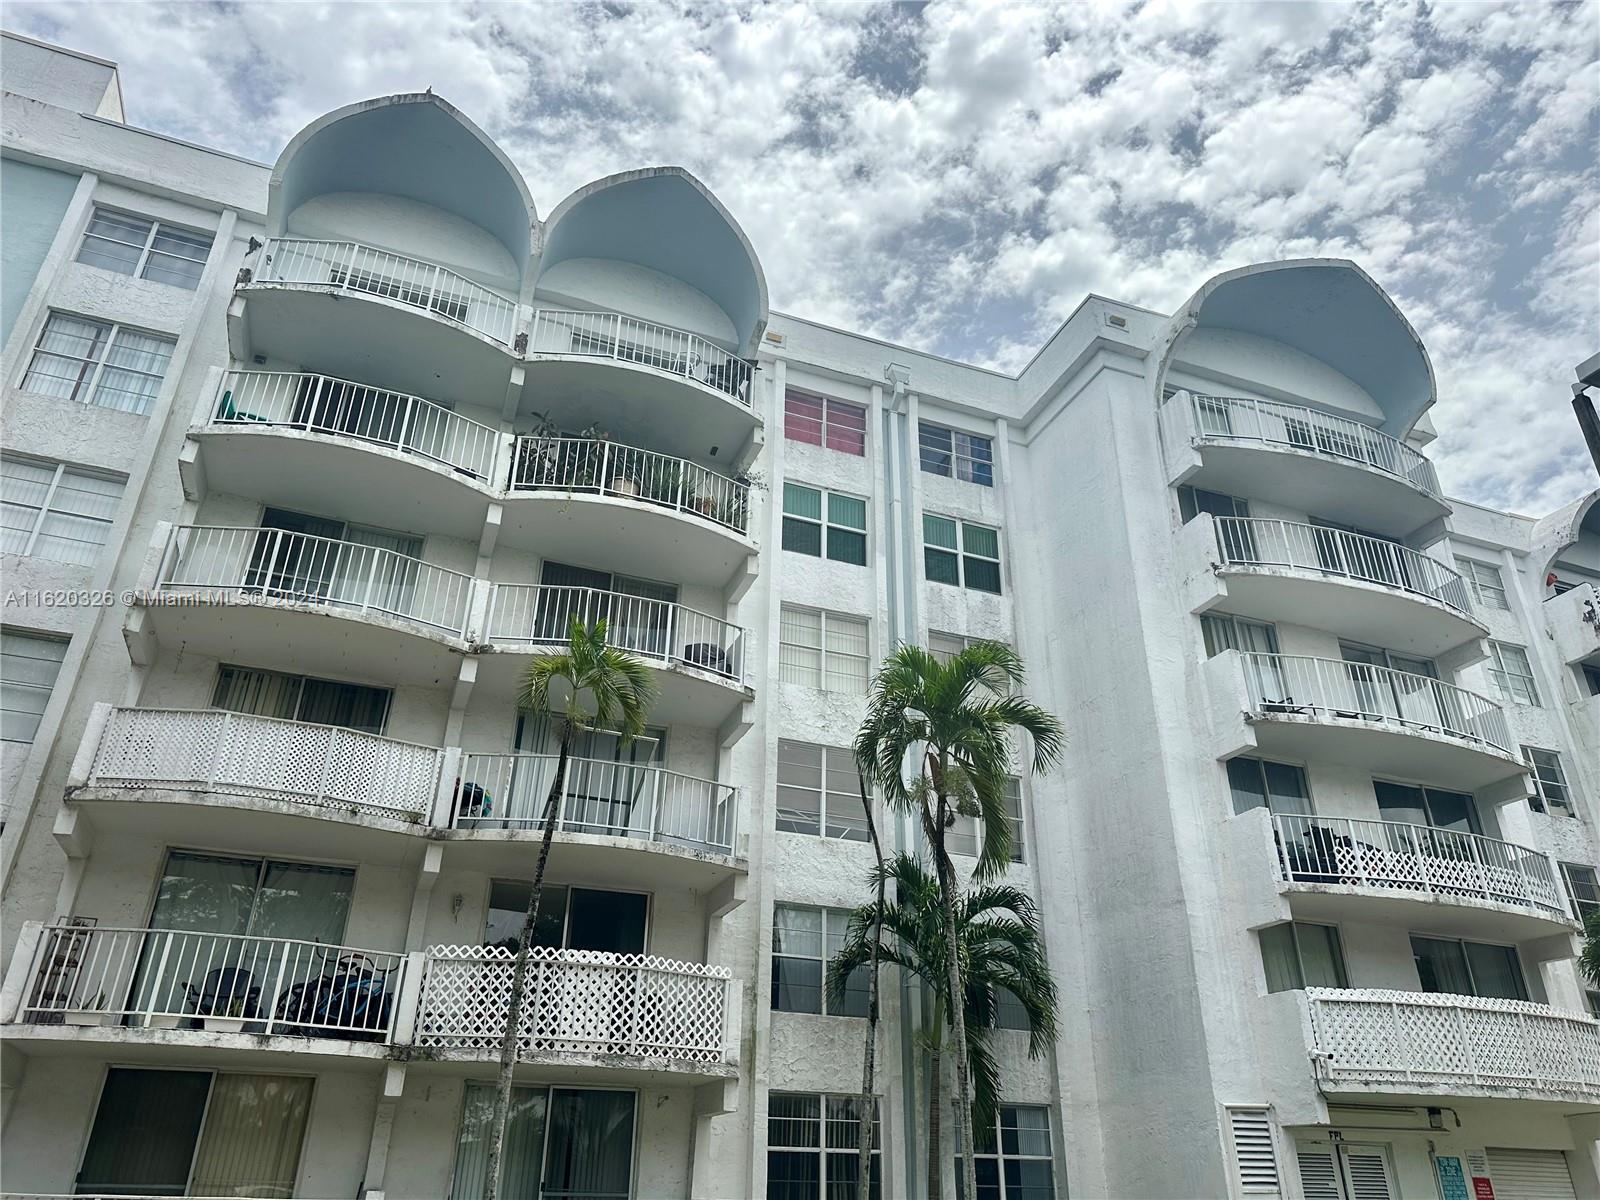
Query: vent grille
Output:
[[1226, 1106, 1282, 1196]]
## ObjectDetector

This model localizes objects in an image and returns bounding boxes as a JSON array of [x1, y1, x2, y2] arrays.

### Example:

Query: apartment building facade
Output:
[[1, 31, 1597, 1200]]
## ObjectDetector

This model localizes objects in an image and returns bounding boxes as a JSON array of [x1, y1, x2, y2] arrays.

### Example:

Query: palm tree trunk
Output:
[[857, 777, 886, 1200], [933, 810, 978, 1200], [926, 1039, 943, 1200], [485, 722, 573, 1200]]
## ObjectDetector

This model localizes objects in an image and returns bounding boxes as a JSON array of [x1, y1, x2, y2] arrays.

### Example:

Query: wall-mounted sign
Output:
[[1435, 1156, 1469, 1200]]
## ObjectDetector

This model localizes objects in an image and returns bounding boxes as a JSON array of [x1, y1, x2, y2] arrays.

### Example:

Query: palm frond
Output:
[[516, 616, 657, 738]]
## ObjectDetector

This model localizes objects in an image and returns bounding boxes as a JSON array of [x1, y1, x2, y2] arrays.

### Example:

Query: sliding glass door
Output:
[[450, 1084, 636, 1200]]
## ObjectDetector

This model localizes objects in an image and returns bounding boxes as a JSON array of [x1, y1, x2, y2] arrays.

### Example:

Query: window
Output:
[[212, 665, 393, 735], [485, 882, 648, 955], [1561, 863, 1600, 926], [77, 208, 213, 289], [768, 1092, 881, 1200], [772, 905, 869, 1016], [778, 607, 869, 693], [993, 986, 1031, 1031], [785, 390, 867, 455], [1455, 557, 1508, 609], [1, 455, 125, 565], [947, 777, 1027, 862], [77, 1068, 312, 1197], [20, 313, 176, 414], [1226, 758, 1311, 817], [1258, 922, 1348, 992], [452, 1084, 635, 1200], [1373, 781, 1480, 834], [1487, 640, 1539, 706], [783, 484, 867, 564], [956, 1105, 1055, 1200], [919, 422, 995, 486], [1583, 664, 1600, 698], [776, 740, 870, 841], [1410, 935, 1528, 1000], [1178, 485, 1249, 523], [1522, 746, 1571, 814], [1201, 614, 1278, 658], [1588, 990, 1600, 1019], [925, 515, 1002, 594], [1, 630, 67, 743]]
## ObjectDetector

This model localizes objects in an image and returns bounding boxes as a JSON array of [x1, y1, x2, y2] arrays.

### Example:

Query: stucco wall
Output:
[[0, 156, 78, 344]]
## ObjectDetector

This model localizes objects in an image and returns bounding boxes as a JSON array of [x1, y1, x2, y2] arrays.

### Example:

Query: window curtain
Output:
[[76, 1067, 212, 1196], [212, 666, 304, 721], [451, 1083, 548, 1199], [248, 861, 354, 944], [341, 525, 423, 616], [1411, 936, 1473, 995], [1258, 923, 1302, 993], [188, 1073, 313, 1198], [543, 1089, 636, 1200]]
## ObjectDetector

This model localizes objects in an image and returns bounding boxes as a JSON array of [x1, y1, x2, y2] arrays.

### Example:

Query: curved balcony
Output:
[[9, 922, 405, 1049], [195, 370, 500, 540], [1304, 987, 1600, 1104], [478, 583, 749, 727], [502, 436, 754, 585], [1161, 391, 1447, 535], [1272, 813, 1574, 937], [520, 308, 758, 464], [416, 944, 736, 1080], [1220, 652, 1524, 790], [141, 524, 475, 685], [1210, 517, 1485, 656], [233, 238, 519, 404]]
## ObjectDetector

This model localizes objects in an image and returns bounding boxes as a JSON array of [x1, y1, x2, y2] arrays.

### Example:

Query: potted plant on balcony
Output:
[[62, 993, 112, 1026], [642, 460, 683, 508]]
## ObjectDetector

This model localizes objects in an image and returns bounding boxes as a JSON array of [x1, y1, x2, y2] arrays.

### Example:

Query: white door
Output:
[[1295, 1141, 1396, 1200], [1487, 1149, 1579, 1200]]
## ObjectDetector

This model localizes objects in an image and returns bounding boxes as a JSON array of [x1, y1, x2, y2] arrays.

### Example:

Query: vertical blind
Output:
[[188, 1073, 313, 1197]]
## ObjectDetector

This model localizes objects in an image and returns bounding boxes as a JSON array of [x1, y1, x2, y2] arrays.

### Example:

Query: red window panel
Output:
[[785, 390, 825, 447]]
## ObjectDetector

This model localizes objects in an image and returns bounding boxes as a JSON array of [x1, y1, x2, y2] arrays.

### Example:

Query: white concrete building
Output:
[[2, 31, 1598, 1200]]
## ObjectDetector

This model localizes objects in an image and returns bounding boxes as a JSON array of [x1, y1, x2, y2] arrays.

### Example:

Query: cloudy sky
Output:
[[11, 1, 1597, 515]]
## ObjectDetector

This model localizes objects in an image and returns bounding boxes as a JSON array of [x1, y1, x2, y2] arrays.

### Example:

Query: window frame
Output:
[[767, 1091, 882, 1200], [1, 454, 126, 565], [1561, 862, 1599, 926], [771, 907, 871, 1017], [19, 311, 177, 415], [1409, 933, 1529, 1000], [784, 389, 867, 456], [1, 628, 69, 744], [946, 776, 1027, 863], [775, 739, 871, 841], [1486, 640, 1540, 706], [76, 207, 214, 290], [924, 514, 1003, 594], [1455, 557, 1508, 610], [918, 421, 995, 486], [957, 1104, 1056, 1200], [1225, 756, 1312, 817], [782, 483, 868, 565], [777, 606, 870, 694], [1522, 745, 1571, 813], [1258, 921, 1348, 992]]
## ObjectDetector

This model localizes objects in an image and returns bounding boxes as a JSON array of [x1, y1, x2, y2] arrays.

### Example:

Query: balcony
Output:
[[1207, 517, 1485, 656], [1211, 652, 1525, 791], [502, 436, 754, 585], [416, 944, 737, 1081], [1304, 987, 1600, 1104], [1545, 582, 1600, 668], [1271, 813, 1575, 937], [193, 370, 500, 540], [479, 583, 750, 727], [520, 308, 758, 464], [4, 923, 406, 1056], [135, 524, 476, 685], [1161, 391, 1448, 536], [233, 238, 519, 406]]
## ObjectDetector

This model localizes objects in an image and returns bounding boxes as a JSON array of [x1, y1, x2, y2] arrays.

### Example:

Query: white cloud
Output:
[[8, 0, 1595, 514]]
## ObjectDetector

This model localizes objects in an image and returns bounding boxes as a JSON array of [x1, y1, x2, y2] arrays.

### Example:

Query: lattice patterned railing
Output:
[[1273, 814, 1570, 920], [89, 707, 442, 819], [1306, 988, 1600, 1097], [417, 945, 730, 1064]]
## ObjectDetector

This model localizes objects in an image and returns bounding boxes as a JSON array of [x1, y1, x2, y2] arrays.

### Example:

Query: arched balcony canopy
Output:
[[539, 168, 768, 353], [269, 94, 536, 279], [1162, 259, 1436, 438], [1530, 487, 1600, 579]]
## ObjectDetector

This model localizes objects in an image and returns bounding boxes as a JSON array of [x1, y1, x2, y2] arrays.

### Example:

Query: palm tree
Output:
[[851, 768, 888, 1200], [829, 853, 1058, 1199], [854, 642, 1063, 1200], [484, 617, 656, 1200]]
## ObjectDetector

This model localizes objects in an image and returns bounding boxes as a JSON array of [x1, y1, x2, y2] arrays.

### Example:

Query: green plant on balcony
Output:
[[641, 459, 683, 508]]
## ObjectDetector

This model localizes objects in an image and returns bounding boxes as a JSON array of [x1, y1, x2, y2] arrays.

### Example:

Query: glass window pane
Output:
[[772, 955, 824, 1013], [451, 1082, 547, 1200], [962, 524, 999, 559], [827, 527, 867, 566], [919, 424, 954, 475], [543, 1088, 635, 1200], [784, 483, 822, 519], [1412, 936, 1473, 995], [1261, 761, 1311, 816], [825, 400, 867, 455], [77, 1068, 212, 1194], [189, 1073, 313, 1197], [0, 630, 68, 743], [964, 556, 1002, 594], [1294, 923, 1347, 988], [925, 547, 960, 585], [923, 514, 958, 550], [769, 1150, 821, 1200], [1374, 781, 1428, 826], [1463, 942, 1527, 1000], [1259, 923, 1302, 992], [785, 392, 825, 445], [828, 493, 866, 530], [784, 517, 822, 556], [769, 1093, 821, 1147], [773, 905, 824, 957]]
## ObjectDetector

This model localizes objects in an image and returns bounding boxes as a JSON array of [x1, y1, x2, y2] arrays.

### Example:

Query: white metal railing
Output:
[[254, 237, 517, 346], [1272, 814, 1569, 918], [89, 707, 442, 820], [156, 525, 474, 637], [1306, 988, 1600, 1096], [18, 924, 405, 1041], [455, 752, 737, 854], [1214, 518, 1473, 615], [487, 584, 746, 682], [212, 370, 500, 482], [1173, 391, 1441, 498], [529, 308, 752, 405], [417, 945, 730, 1064], [509, 436, 751, 534], [1240, 652, 1514, 756]]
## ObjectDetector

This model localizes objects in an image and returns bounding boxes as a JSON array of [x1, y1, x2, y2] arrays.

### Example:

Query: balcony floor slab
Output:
[[1246, 714, 1526, 792], [400, 1047, 737, 1087], [2, 1023, 396, 1072], [1284, 885, 1578, 943], [435, 828, 745, 892]]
